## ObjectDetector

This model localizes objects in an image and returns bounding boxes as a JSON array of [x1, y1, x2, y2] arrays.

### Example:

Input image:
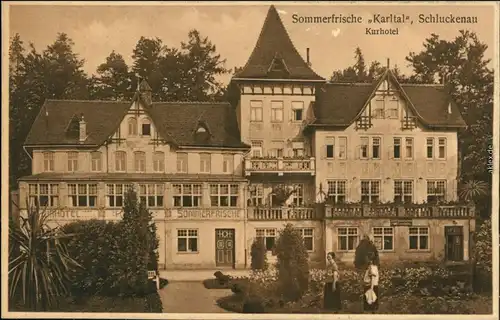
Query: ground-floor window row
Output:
[[173, 226, 430, 255], [337, 226, 429, 252], [326, 179, 447, 204]]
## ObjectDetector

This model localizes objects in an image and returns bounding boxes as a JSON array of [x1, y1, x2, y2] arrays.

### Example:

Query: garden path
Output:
[[159, 281, 233, 313]]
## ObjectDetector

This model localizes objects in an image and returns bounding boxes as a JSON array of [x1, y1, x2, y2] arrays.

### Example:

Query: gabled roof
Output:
[[233, 5, 325, 81], [25, 100, 131, 146], [24, 99, 250, 149], [311, 70, 467, 129]]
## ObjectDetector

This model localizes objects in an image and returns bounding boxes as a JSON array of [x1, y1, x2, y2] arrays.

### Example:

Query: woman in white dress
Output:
[[363, 253, 379, 313]]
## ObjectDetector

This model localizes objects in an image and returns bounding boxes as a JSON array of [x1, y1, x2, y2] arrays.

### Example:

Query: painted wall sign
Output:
[[175, 209, 240, 219], [390, 219, 413, 226], [49, 210, 96, 219]]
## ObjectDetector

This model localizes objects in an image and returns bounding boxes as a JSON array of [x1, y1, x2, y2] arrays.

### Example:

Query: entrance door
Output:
[[445, 226, 464, 261], [215, 229, 235, 268]]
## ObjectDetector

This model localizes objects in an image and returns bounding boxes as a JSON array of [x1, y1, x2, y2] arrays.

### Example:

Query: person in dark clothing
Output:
[[323, 252, 342, 312]]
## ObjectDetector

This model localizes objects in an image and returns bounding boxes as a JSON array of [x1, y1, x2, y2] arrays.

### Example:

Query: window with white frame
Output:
[[177, 153, 188, 173], [325, 137, 335, 159], [67, 152, 79, 172], [28, 184, 59, 207], [405, 137, 414, 159], [173, 184, 202, 207], [373, 98, 385, 118], [91, 152, 102, 172], [373, 227, 394, 251], [249, 184, 264, 206], [128, 118, 138, 136], [210, 184, 238, 207], [291, 184, 304, 206], [271, 101, 284, 122], [153, 151, 165, 173], [43, 152, 55, 172], [386, 98, 399, 119], [327, 180, 346, 203], [256, 228, 276, 251], [291, 101, 304, 122], [427, 180, 446, 203], [438, 138, 446, 159], [361, 180, 380, 203], [426, 138, 434, 159], [338, 227, 359, 251], [295, 228, 314, 251], [141, 118, 151, 136], [409, 227, 429, 250], [177, 229, 198, 252], [269, 140, 284, 158], [360, 137, 369, 159], [393, 137, 401, 159], [200, 153, 211, 173], [134, 151, 146, 172], [106, 183, 133, 207], [372, 137, 381, 159], [338, 137, 347, 159], [139, 183, 164, 208], [292, 141, 304, 157], [394, 180, 413, 203], [68, 183, 97, 207], [250, 100, 263, 122], [222, 154, 234, 173], [115, 151, 127, 172], [251, 141, 263, 158]]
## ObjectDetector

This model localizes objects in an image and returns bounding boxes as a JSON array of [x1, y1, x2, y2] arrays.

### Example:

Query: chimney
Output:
[[306, 48, 311, 66], [386, 58, 390, 70], [79, 114, 87, 142]]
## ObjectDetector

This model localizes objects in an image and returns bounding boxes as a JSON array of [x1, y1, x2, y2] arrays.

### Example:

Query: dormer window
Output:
[[196, 127, 207, 133], [142, 119, 151, 136], [271, 59, 285, 72], [194, 122, 210, 144]]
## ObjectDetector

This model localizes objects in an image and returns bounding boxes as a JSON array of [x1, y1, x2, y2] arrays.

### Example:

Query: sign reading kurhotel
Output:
[[175, 209, 240, 219]]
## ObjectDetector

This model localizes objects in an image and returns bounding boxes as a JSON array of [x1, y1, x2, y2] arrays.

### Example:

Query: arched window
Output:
[[128, 118, 138, 136], [153, 151, 165, 173], [141, 118, 151, 136], [115, 151, 127, 172]]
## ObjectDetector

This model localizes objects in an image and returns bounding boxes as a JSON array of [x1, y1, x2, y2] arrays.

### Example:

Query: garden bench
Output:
[[148, 270, 160, 290]]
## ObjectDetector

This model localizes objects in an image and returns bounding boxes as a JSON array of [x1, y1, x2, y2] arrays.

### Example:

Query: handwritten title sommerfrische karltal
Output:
[[292, 13, 478, 36]]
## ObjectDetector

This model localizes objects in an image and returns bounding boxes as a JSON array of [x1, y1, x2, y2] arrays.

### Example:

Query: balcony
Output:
[[325, 203, 475, 219], [248, 206, 322, 220], [244, 157, 315, 176]]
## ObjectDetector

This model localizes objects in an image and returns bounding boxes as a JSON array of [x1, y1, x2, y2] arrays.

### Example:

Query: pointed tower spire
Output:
[[138, 78, 153, 106], [233, 5, 324, 81]]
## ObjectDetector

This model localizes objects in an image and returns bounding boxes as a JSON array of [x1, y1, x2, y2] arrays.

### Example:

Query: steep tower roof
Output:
[[233, 5, 325, 81]]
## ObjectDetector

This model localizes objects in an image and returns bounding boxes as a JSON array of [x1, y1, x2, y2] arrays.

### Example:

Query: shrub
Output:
[[250, 238, 268, 271], [474, 219, 492, 292], [214, 271, 231, 285], [274, 223, 309, 302], [354, 236, 380, 270]]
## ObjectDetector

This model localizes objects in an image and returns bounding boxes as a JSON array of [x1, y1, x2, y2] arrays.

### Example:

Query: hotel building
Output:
[[17, 6, 475, 269]]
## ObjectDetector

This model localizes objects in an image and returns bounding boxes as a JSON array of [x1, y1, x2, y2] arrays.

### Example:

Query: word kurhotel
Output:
[[16, 5, 476, 270]]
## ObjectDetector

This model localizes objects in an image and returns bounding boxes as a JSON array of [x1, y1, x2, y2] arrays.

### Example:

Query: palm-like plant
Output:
[[9, 201, 82, 311], [458, 180, 489, 203]]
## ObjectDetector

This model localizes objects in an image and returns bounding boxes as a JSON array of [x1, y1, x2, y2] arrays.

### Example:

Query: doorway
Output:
[[445, 226, 464, 261], [215, 229, 235, 268]]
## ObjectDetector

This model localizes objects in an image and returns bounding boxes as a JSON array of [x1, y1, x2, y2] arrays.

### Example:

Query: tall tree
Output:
[[131, 37, 166, 100], [9, 33, 89, 189], [178, 29, 231, 101], [90, 51, 132, 100], [353, 47, 367, 81], [406, 30, 493, 217]]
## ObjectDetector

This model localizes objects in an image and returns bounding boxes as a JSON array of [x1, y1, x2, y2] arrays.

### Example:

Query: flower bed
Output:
[[216, 266, 492, 314]]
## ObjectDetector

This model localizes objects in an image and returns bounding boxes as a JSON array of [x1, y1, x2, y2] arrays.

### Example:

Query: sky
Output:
[[8, 2, 496, 85]]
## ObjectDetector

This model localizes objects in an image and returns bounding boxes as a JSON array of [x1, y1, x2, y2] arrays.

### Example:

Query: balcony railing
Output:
[[248, 206, 322, 220], [245, 157, 315, 176], [325, 203, 475, 219]]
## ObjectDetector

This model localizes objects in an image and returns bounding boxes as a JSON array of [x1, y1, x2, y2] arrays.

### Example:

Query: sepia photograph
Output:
[[2, 1, 499, 319]]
